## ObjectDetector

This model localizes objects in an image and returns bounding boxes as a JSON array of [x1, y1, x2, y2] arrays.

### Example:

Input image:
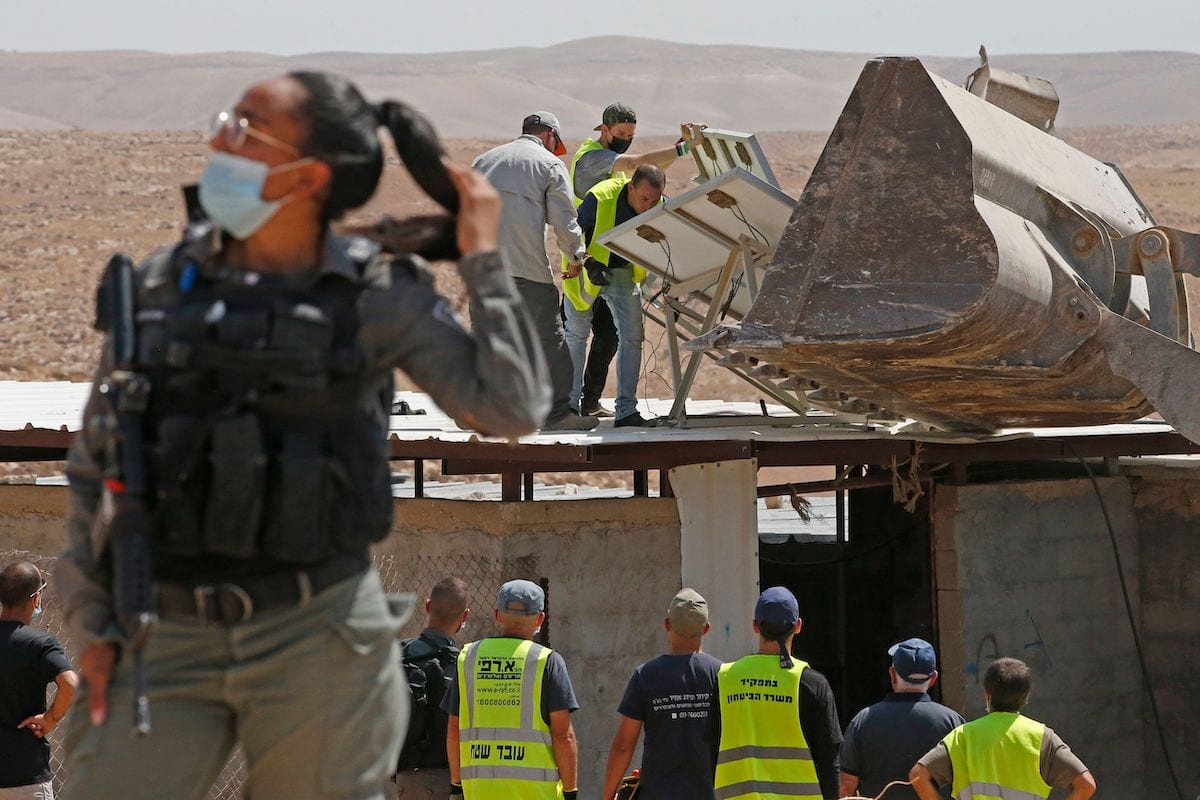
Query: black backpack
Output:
[[397, 635, 460, 771]]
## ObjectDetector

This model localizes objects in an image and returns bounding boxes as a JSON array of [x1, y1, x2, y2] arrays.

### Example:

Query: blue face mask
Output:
[[198, 152, 305, 239], [31, 605, 42, 621]]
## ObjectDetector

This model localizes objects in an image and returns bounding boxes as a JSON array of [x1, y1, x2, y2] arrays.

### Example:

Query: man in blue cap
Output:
[[442, 579, 579, 799], [712, 586, 842, 800], [839, 638, 964, 800]]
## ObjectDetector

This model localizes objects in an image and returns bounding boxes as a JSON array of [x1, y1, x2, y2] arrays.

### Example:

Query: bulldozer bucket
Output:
[[695, 57, 1200, 435]]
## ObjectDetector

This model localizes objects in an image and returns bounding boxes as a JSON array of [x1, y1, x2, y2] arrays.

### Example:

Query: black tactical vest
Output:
[[131, 236, 398, 565]]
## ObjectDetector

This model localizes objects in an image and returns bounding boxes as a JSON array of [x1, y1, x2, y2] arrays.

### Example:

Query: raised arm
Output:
[[362, 162, 551, 436], [612, 122, 706, 174], [612, 145, 677, 174]]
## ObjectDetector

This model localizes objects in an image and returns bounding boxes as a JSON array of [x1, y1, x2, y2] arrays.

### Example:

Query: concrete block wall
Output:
[[0, 483, 69, 554], [381, 497, 684, 798], [931, 478, 1145, 799], [1123, 466, 1200, 800]]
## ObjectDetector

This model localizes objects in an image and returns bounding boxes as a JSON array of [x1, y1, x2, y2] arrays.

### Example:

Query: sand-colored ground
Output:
[[4, 125, 1199, 391]]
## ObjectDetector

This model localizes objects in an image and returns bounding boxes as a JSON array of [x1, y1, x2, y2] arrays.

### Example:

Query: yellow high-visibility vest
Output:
[[944, 712, 1052, 800], [714, 654, 821, 800], [562, 139, 633, 310], [457, 638, 562, 800], [562, 177, 652, 311], [568, 138, 617, 207]]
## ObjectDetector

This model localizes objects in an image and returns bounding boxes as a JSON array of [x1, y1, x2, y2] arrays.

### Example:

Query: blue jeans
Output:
[[564, 268, 644, 420]]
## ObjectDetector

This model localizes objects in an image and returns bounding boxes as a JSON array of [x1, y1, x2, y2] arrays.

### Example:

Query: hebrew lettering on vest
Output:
[[470, 744, 492, 760], [496, 744, 527, 762], [478, 657, 522, 678]]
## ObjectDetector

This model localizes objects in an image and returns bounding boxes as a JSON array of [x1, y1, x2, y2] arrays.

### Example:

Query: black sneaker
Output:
[[614, 411, 661, 428]]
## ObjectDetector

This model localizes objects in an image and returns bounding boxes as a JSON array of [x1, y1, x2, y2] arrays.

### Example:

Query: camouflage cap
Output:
[[595, 101, 637, 131]]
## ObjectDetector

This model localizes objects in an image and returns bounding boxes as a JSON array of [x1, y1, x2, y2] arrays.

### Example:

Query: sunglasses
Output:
[[209, 111, 301, 157]]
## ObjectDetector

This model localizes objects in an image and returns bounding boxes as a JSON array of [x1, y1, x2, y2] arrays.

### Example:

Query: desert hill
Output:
[[2, 38, 1200, 135]]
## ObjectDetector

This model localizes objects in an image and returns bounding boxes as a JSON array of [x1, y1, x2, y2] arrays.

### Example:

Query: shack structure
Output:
[[0, 380, 1196, 798]]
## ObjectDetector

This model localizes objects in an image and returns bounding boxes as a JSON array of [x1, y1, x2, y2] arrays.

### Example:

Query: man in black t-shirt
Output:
[[0, 561, 78, 797], [602, 588, 722, 800]]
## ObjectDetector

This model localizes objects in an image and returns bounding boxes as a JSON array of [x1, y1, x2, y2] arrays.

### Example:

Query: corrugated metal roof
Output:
[[0, 380, 1184, 446]]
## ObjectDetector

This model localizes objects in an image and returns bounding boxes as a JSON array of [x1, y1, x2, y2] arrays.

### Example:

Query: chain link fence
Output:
[[2, 547, 541, 799]]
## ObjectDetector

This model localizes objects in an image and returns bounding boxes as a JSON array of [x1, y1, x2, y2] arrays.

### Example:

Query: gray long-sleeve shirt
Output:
[[472, 135, 585, 283], [56, 234, 551, 650]]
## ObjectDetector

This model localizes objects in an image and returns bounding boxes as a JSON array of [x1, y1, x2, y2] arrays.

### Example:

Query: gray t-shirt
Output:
[[573, 143, 621, 201], [918, 719, 1089, 789]]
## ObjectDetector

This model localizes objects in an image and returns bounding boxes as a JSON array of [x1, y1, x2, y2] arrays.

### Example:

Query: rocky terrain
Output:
[[3, 124, 1199, 389]]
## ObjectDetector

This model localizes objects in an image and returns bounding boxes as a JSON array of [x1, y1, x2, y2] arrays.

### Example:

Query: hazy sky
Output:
[[3, 0, 1198, 56]]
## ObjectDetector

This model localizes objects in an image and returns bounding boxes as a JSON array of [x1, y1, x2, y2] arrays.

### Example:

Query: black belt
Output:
[[157, 556, 367, 625]]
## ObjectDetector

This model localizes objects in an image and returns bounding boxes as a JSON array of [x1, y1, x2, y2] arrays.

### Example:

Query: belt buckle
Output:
[[193, 583, 255, 625]]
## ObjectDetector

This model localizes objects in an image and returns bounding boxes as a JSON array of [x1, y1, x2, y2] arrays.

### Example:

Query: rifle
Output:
[[95, 253, 157, 735]]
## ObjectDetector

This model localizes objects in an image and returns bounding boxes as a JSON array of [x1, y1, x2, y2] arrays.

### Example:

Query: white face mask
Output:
[[198, 151, 308, 239]]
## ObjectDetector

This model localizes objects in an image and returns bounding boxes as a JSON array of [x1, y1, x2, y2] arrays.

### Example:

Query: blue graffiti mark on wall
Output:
[[1022, 609, 1052, 666], [972, 633, 1000, 683]]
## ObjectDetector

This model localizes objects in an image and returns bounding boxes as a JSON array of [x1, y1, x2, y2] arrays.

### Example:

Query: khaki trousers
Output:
[[60, 569, 409, 800]]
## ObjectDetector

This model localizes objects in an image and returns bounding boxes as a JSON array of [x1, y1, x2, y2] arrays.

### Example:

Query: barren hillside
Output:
[[3, 41, 1200, 136]]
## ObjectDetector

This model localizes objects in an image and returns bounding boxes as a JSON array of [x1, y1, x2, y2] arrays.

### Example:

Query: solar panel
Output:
[[597, 168, 797, 319], [689, 128, 779, 187]]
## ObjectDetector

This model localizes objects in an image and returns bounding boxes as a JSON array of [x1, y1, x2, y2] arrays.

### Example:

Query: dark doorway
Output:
[[758, 478, 937, 725]]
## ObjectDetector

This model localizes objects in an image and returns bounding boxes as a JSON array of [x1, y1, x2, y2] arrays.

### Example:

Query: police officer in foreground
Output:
[[712, 587, 842, 800], [443, 580, 579, 799], [909, 657, 1096, 800], [55, 71, 550, 800]]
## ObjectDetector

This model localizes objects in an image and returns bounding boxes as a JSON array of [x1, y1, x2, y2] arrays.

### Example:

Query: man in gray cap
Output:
[[839, 638, 964, 800], [602, 588, 723, 800], [442, 579, 579, 799], [472, 113, 598, 431]]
